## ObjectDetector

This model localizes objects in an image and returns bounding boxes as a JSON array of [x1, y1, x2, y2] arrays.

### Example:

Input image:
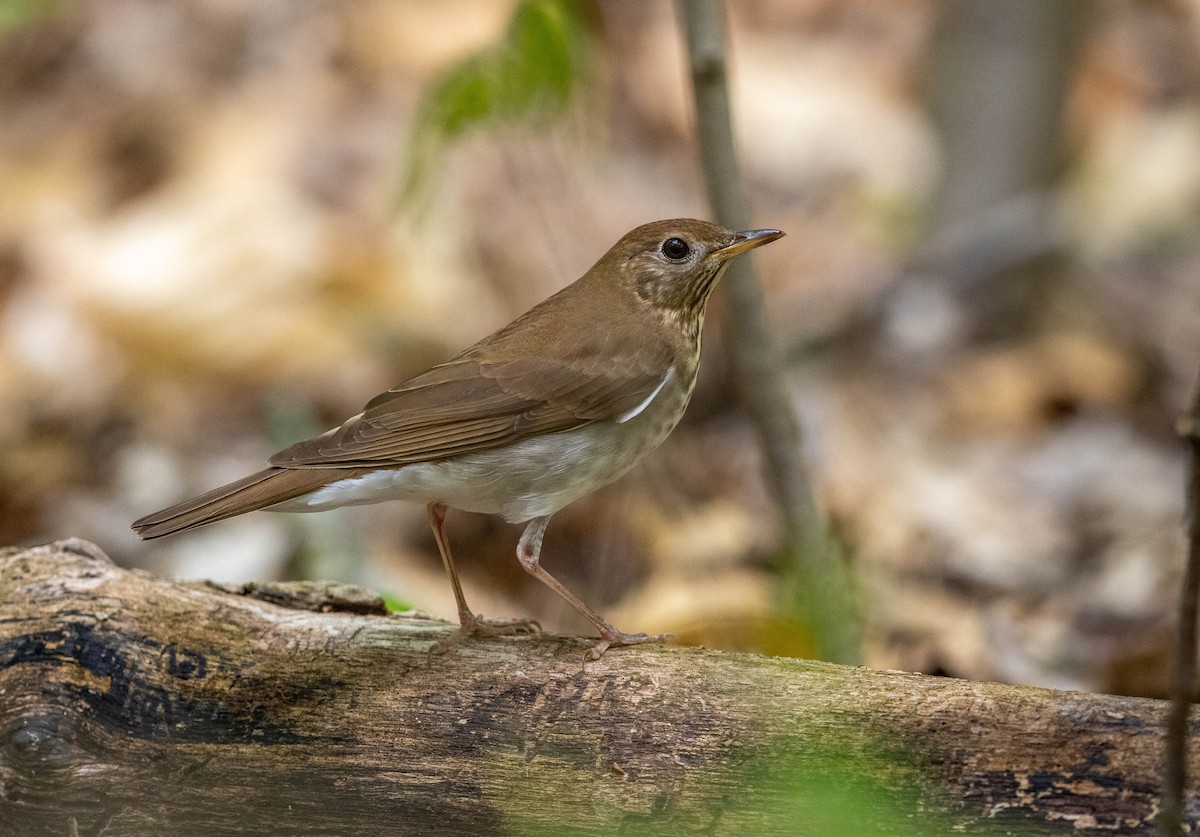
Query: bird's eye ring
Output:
[[661, 237, 690, 261]]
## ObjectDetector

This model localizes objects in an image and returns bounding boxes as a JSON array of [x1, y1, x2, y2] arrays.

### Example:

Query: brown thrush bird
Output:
[[133, 219, 784, 659]]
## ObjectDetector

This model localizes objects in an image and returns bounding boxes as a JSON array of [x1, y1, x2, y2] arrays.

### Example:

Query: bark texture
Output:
[[0, 539, 1196, 836]]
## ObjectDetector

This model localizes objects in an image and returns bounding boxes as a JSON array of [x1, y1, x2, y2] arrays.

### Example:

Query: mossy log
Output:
[[0, 539, 1195, 835]]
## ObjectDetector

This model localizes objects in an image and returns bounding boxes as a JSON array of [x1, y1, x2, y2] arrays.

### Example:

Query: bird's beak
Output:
[[711, 228, 785, 260]]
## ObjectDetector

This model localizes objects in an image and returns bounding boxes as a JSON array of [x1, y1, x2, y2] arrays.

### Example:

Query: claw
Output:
[[583, 630, 672, 664], [462, 613, 542, 637], [430, 612, 542, 656]]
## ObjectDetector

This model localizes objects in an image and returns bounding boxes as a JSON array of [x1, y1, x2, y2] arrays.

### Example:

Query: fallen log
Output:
[[0, 539, 1193, 835]]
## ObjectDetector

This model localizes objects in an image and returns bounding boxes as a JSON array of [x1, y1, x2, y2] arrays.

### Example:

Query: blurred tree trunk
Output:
[[927, 0, 1082, 235], [878, 0, 1086, 352], [2, 539, 1196, 836], [678, 0, 860, 665], [1163, 378, 1200, 835]]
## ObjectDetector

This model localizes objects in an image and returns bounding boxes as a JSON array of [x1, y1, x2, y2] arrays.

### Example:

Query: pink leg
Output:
[[426, 503, 539, 646], [516, 516, 670, 661]]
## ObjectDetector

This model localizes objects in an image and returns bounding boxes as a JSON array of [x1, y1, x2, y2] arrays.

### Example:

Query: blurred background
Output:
[[1, 0, 1197, 699]]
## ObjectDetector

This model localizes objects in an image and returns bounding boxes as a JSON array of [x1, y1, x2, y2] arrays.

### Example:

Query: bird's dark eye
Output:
[[661, 237, 690, 261]]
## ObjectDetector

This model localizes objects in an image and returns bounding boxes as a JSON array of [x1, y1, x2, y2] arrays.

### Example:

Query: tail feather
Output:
[[132, 467, 369, 539]]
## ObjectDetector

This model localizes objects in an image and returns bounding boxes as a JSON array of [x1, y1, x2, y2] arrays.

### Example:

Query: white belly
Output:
[[270, 392, 686, 523], [272, 362, 695, 522]]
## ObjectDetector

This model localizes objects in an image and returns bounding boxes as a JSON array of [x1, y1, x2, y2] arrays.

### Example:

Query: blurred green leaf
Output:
[[0, 0, 66, 37], [500, 733, 1011, 835], [400, 0, 599, 205], [381, 592, 413, 612], [736, 739, 999, 836]]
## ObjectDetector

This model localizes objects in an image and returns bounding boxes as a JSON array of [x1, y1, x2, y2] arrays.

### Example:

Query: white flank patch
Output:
[[299, 469, 411, 508], [616, 366, 674, 424]]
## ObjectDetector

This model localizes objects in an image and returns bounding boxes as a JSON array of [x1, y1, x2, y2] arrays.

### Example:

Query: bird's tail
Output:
[[132, 467, 363, 539]]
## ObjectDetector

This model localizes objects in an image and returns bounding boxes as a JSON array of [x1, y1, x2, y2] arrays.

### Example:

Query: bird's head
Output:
[[598, 219, 784, 317]]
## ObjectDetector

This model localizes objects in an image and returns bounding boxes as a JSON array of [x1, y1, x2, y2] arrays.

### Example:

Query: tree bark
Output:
[[0, 540, 1195, 836]]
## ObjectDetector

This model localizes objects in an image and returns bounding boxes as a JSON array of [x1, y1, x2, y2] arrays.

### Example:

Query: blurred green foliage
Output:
[[739, 742, 961, 836], [400, 0, 599, 204], [381, 592, 413, 612], [501, 735, 1005, 835], [0, 0, 65, 36], [777, 532, 863, 665]]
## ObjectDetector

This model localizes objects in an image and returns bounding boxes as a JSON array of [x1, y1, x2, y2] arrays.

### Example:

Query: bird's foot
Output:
[[430, 612, 541, 655], [585, 628, 673, 662], [461, 612, 541, 638]]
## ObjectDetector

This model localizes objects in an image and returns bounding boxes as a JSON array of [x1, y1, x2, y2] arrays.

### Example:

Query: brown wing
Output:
[[269, 352, 669, 468]]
